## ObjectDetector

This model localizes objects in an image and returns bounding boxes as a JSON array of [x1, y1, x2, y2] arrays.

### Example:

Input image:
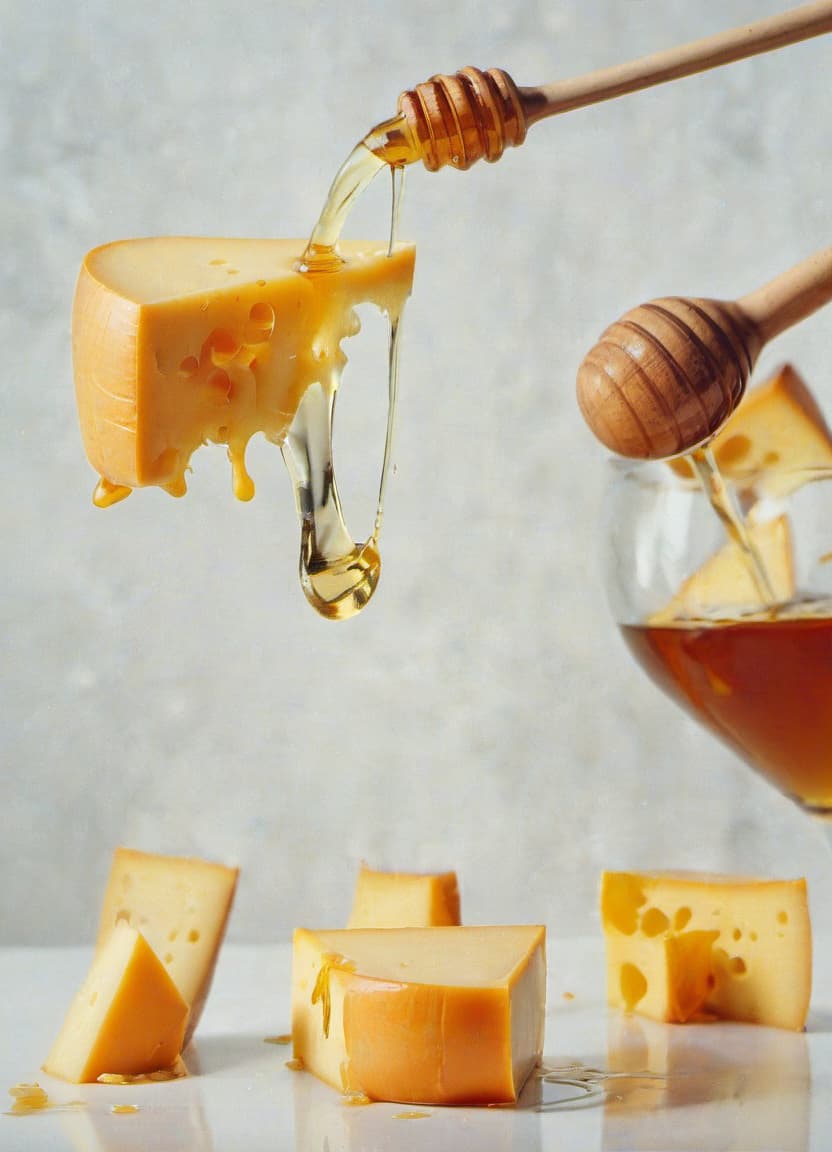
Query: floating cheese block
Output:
[[44, 922, 189, 1083], [292, 925, 546, 1104], [96, 848, 238, 1045], [649, 514, 794, 624], [601, 871, 811, 1030], [72, 237, 416, 505], [347, 863, 460, 928], [670, 364, 832, 492]]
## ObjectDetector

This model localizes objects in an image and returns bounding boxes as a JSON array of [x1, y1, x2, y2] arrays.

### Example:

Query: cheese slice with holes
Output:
[[43, 922, 189, 1083], [601, 871, 811, 1030], [292, 925, 546, 1104], [670, 365, 832, 491], [648, 514, 795, 623], [96, 847, 238, 1045], [347, 863, 460, 928], [73, 237, 415, 505]]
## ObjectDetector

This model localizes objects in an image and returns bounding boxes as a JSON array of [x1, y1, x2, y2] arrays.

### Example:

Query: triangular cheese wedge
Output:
[[44, 922, 189, 1082], [96, 848, 238, 1045], [601, 871, 811, 1030], [73, 237, 415, 505], [347, 863, 460, 928], [292, 925, 546, 1104]]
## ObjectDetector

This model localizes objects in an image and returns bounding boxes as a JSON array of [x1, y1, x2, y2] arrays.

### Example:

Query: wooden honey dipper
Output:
[[575, 246, 832, 459], [374, 1, 832, 171]]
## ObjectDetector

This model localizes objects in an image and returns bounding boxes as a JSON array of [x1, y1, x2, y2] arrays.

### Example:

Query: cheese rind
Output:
[[73, 237, 416, 501], [347, 863, 461, 928], [601, 871, 812, 1030], [96, 847, 238, 1045], [43, 922, 189, 1083], [291, 925, 546, 1104]]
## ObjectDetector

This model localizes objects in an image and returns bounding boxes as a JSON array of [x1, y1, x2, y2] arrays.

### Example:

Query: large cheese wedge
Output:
[[44, 922, 189, 1083], [73, 237, 416, 505], [648, 514, 795, 623], [96, 848, 238, 1045], [347, 863, 460, 928], [601, 871, 811, 1030], [670, 364, 832, 492], [292, 925, 546, 1104]]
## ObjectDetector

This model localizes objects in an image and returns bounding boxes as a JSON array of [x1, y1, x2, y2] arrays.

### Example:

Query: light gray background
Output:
[[2, 1, 830, 945]]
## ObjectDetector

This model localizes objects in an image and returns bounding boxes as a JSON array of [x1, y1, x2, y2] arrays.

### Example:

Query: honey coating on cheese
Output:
[[347, 863, 461, 928], [292, 925, 546, 1105], [96, 847, 238, 1046], [601, 871, 812, 1030], [43, 922, 189, 1083]]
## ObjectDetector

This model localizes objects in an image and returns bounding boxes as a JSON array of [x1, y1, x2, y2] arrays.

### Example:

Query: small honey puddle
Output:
[[263, 1034, 291, 1046], [6, 1083, 84, 1116], [534, 1062, 667, 1112], [393, 1110, 431, 1120], [111, 1104, 140, 1115]]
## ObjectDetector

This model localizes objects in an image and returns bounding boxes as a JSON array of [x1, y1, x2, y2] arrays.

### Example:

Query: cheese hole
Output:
[[674, 907, 692, 931], [762, 451, 781, 467], [732, 928, 742, 941], [640, 908, 670, 937], [750, 931, 758, 942], [245, 303, 275, 344], [706, 973, 716, 990], [715, 434, 751, 467], [620, 963, 648, 1011], [209, 258, 228, 266], [729, 956, 747, 976], [205, 329, 240, 366], [206, 369, 232, 402], [178, 356, 199, 379], [777, 911, 789, 925], [168, 930, 178, 942], [164, 953, 174, 964], [187, 929, 200, 943], [115, 909, 131, 924]]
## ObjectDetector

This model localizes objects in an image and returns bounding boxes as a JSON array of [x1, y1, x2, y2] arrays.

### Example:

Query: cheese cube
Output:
[[96, 848, 238, 1044], [44, 922, 188, 1083], [649, 514, 794, 623], [292, 925, 546, 1104], [72, 237, 415, 504], [601, 871, 811, 1030], [347, 863, 460, 928]]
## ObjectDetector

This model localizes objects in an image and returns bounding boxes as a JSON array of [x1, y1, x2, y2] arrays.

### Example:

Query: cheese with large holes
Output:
[[670, 364, 832, 492], [601, 871, 811, 1030], [292, 925, 546, 1104], [44, 922, 189, 1083], [648, 514, 795, 623], [96, 848, 238, 1045], [347, 863, 460, 928], [73, 237, 415, 505]]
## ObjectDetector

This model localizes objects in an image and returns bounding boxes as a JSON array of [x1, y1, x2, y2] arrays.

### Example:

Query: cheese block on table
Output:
[[347, 863, 460, 927], [601, 871, 811, 1030], [72, 237, 416, 505], [292, 925, 546, 1104], [96, 847, 238, 1045], [43, 922, 189, 1083]]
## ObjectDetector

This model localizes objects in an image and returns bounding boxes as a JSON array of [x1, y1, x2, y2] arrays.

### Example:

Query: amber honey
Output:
[[622, 610, 832, 816]]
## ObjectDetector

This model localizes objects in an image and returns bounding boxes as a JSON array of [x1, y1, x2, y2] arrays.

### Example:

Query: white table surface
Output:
[[2, 935, 831, 1151]]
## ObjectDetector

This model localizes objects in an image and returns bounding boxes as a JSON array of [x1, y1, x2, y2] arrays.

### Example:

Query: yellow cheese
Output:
[[648, 514, 795, 623], [347, 863, 461, 928], [96, 847, 238, 1045], [72, 237, 416, 505], [601, 871, 811, 1030], [670, 364, 832, 492], [292, 925, 546, 1104], [43, 922, 188, 1083]]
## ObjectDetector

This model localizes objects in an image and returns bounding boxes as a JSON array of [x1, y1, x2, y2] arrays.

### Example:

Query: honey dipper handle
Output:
[[520, 1, 832, 124], [738, 246, 832, 345]]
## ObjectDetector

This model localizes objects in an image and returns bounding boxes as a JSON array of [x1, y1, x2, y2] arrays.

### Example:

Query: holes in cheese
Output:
[[601, 871, 812, 1030], [43, 922, 189, 1084], [346, 862, 461, 928], [96, 848, 238, 1046], [291, 925, 546, 1105]]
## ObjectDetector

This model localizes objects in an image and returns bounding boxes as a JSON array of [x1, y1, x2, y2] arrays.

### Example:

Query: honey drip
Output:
[[290, 148, 409, 620]]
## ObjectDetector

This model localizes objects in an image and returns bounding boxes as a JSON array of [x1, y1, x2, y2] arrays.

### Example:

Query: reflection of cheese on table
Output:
[[670, 364, 832, 491], [43, 922, 188, 1083], [649, 514, 795, 623], [347, 863, 460, 927], [96, 848, 238, 1045], [292, 925, 546, 1104], [72, 237, 416, 505], [601, 871, 811, 1030]]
